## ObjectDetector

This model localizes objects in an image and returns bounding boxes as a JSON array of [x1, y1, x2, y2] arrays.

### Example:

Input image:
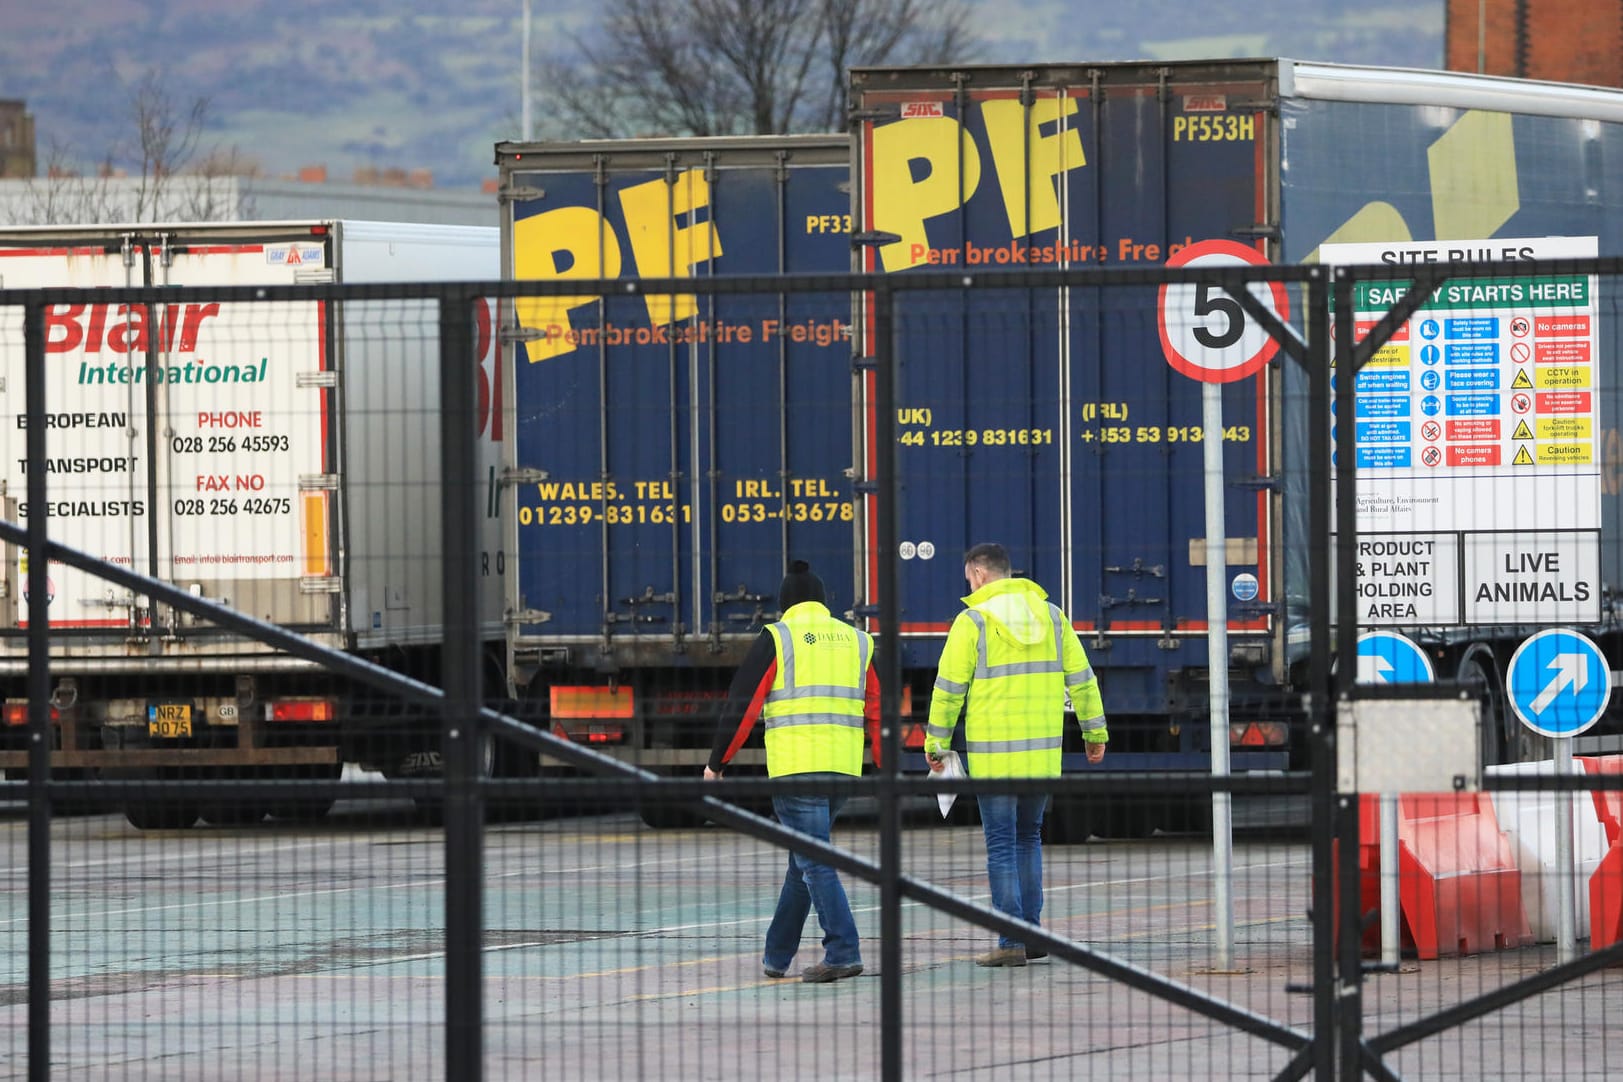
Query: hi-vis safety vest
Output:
[[925, 577, 1105, 778], [762, 602, 872, 778]]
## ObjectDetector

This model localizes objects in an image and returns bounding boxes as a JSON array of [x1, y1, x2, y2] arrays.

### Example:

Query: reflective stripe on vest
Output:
[[761, 612, 870, 777], [960, 602, 1071, 778]]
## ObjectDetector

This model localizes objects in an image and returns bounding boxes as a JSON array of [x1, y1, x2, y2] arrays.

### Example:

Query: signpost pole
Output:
[[1556, 736, 1577, 964], [1202, 380, 1234, 970], [1157, 239, 1288, 973], [1380, 794, 1401, 966]]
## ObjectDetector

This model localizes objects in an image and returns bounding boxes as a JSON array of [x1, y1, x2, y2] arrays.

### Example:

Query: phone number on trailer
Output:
[[521, 503, 692, 526], [899, 428, 1054, 447]]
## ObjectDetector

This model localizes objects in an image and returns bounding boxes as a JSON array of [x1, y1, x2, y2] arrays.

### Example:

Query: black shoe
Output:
[[1025, 947, 1048, 960], [801, 961, 863, 983], [763, 965, 788, 978]]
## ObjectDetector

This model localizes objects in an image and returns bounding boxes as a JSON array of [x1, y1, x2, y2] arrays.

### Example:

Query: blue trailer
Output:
[[501, 62, 1623, 831], [496, 135, 858, 811]]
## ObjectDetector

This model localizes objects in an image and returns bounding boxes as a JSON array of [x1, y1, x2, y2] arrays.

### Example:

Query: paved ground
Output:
[[0, 793, 1618, 1080]]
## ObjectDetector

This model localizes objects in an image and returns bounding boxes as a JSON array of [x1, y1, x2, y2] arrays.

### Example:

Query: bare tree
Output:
[[127, 69, 210, 222], [6, 69, 250, 226], [540, 0, 977, 139]]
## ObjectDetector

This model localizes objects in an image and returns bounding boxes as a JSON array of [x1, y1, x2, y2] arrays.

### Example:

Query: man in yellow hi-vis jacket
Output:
[[924, 542, 1106, 967], [705, 561, 881, 983]]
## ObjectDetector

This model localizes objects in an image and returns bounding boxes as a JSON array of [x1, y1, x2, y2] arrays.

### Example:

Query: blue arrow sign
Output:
[[1356, 631, 1435, 685], [1506, 628, 1612, 738]]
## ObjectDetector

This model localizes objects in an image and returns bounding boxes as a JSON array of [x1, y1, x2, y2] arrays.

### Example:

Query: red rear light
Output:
[[902, 721, 926, 749], [547, 718, 628, 744], [309, 224, 329, 235], [1229, 721, 1287, 747], [267, 699, 336, 722], [5, 703, 58, 727]]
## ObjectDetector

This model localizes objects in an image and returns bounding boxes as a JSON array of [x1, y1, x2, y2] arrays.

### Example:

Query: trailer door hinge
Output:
[[500, 467, 549, 487], [505, 608, 552, 626], [500, 324, 545, 344], [299, 576, 342, 594], [850, 231, 903, 249], [294, 268, 336, 284], [498, 185, 545, 203], [1231, 224, 1281, 241], [297, 370, 339, 388], [299, 474, 340, 491]]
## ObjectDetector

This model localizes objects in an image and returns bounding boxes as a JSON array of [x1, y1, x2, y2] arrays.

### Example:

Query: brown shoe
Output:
[[975, 947, 1028, 968], [801, 961, 863, 983]]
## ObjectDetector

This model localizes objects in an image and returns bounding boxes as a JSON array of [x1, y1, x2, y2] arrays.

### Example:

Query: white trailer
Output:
[[0, 220, 504, 827]]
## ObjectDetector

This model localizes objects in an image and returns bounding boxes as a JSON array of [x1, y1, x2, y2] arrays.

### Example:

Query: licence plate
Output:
[[148, 703, 192, 739]]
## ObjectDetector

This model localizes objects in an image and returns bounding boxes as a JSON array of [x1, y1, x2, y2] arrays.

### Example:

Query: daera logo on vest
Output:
[[801, 628, 856, 645]]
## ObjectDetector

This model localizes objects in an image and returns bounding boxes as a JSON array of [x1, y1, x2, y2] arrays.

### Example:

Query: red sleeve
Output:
[[865, 665, 882, 769], [719, 659, 775, 767]]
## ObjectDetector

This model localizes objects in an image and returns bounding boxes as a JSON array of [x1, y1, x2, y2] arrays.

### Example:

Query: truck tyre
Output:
[[268, 763, 343, 822], [199, 803, 269, 827], [1458, 650, 1512, 764], [637, 768, 706, 830], [124, 801, 200, 831], [1043, 796, 1098, 845]]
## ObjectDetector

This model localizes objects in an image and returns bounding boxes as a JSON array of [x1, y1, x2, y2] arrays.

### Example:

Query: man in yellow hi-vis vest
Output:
[[924, 543, 1106, 967], [705, 561, 881, 983]]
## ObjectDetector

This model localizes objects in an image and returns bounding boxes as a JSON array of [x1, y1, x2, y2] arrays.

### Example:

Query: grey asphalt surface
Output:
[[0, 791, 1617, 1080]]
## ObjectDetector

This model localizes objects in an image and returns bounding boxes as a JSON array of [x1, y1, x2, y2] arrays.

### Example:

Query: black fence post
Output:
[[440, 289, 484, 1079], [873, 282, 904, 1082], [1332, 270, 1367, 1080], [1305, 272, 1336, 1080], [24, 298, 51, 1082]]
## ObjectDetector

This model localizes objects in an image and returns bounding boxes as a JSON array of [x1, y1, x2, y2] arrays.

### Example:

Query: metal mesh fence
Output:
[[2, 256, 1623, 1079]]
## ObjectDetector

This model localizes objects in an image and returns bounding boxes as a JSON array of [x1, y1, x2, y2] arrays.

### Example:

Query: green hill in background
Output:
[[1, 0, 1442, 189]]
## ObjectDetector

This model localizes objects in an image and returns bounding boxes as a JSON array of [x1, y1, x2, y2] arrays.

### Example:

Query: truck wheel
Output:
[[124, 801, 200, 831], [1457, 650, 1511, 764], [1043, 797, 1098, 845], [199, 803, 269, 827], [637, 768, 705, 830], [268, 763, 343, 821], [944, 796, 981, 827], [268, 799, 336, 822]]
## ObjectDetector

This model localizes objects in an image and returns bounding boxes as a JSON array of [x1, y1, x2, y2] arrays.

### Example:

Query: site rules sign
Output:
[[1321, 236, 1601, 627]]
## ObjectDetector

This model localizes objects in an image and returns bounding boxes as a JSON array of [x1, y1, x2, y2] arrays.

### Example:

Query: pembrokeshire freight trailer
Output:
[[0, 220, 504, 828], [502, 62, 1623, 831]]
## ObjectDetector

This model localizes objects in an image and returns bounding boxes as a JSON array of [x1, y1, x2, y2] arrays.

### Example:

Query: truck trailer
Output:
[[503, 60, 1623, 833], [0, 219, 504, 828]]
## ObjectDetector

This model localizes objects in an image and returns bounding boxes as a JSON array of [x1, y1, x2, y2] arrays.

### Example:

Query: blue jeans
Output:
[[977, 792, 1051, 950], [764, 778, 860, 972]]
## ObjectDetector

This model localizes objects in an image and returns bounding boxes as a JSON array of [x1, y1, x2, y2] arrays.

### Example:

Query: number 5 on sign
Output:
[[1157, 239, 1291, 384]]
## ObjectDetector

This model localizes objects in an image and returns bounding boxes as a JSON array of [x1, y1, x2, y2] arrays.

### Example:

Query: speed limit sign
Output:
[[1157, 239, 1291, 383]]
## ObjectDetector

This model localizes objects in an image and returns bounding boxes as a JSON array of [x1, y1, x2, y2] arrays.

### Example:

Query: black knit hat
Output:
[[778, 559, 826, 609]]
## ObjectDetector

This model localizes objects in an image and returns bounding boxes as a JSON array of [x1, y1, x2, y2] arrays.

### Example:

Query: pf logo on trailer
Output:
[[1506, 628, 1612, 738], [1157, 239, 1290, 384]]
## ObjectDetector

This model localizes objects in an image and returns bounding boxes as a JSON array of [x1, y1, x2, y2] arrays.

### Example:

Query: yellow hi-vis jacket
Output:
[[923, 577, 1105, 778], [762, 601, 873, 777]]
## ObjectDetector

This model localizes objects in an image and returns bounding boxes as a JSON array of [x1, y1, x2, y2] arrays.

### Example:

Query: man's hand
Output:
[[925, 751, 946, 774], [1085, 742, 1106, 765], [703, 766, 722, 781]]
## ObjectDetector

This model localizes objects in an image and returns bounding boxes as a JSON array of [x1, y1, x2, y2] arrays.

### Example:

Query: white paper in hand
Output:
[[934, 750, 965, 817]]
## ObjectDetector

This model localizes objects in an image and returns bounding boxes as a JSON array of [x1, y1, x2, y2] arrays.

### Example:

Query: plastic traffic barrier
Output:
[[1335, 792, 1533, 959], [1578, 756, 1623, 951], [1487, 761, 1610, 941]]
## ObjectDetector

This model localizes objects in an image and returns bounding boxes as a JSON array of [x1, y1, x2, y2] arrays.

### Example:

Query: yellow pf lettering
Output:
[[981, 95, 1084, 240], [513, 206, 623, 362], [871, 117, 981, 272], [617, 169, 722, 326]]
